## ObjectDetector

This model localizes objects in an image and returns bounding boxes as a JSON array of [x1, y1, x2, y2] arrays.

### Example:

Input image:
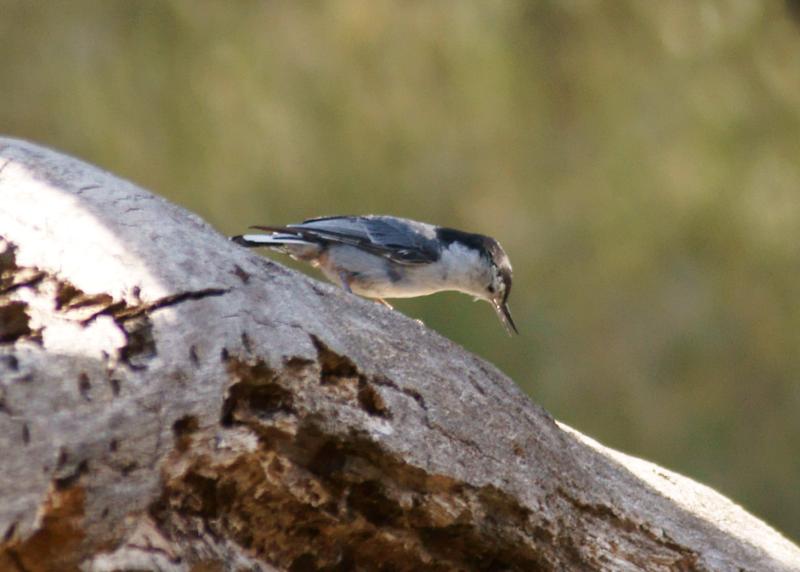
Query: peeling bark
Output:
[[0, 138, 798, 572]]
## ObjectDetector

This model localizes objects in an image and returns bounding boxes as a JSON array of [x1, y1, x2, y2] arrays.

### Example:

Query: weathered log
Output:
[[0, 138, 797, 571]]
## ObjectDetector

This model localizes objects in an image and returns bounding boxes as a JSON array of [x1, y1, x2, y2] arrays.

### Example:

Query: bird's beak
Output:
[[493, 300, 518, 335]]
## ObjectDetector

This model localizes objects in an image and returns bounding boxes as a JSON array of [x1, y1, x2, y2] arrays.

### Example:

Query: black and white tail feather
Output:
[[234, 233, 311, 248]]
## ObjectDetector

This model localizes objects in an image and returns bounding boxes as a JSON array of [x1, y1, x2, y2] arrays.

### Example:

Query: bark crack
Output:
[[0, 158, 12, 178], [556, 486, 700, 567], [84, 287, 230, 324]]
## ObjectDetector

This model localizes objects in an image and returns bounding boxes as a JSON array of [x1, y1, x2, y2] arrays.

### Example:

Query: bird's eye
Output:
[[487, 283, 495, 294]]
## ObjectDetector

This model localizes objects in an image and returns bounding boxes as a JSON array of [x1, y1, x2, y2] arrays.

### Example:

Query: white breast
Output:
[[381, 242, 488, 299], [319, 242, 489, 300]]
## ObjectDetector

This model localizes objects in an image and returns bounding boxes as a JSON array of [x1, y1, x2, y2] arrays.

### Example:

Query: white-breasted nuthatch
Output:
[[231, 215, 518, 334]]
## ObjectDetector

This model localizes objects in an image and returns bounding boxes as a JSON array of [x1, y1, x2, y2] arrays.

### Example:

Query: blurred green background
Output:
[[3, 1, 799, 541]]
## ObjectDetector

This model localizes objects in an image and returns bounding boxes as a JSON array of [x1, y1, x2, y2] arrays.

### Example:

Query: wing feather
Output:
[[279, 216, 441, 264]]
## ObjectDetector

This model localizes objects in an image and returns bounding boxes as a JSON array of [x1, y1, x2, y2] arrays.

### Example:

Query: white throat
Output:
[[435, 242, 490, 297]]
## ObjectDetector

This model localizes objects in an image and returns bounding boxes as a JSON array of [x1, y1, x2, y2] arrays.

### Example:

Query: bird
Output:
[[231, 215, 517, 335]]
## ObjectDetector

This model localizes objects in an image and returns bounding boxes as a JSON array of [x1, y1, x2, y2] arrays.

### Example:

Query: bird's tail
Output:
[[231, 233, 311, 248]]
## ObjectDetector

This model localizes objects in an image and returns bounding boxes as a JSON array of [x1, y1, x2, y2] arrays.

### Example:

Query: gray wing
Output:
[[291, 215, 441, 264]]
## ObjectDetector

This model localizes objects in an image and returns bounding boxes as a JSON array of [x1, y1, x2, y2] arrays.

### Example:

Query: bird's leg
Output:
[[337, 271, 353, 293], [376, 298, 394, 309]]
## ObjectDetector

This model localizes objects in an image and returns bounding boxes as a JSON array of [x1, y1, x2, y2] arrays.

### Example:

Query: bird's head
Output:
[[437, 227, 518, 335], [483, 239, 517, 335]]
